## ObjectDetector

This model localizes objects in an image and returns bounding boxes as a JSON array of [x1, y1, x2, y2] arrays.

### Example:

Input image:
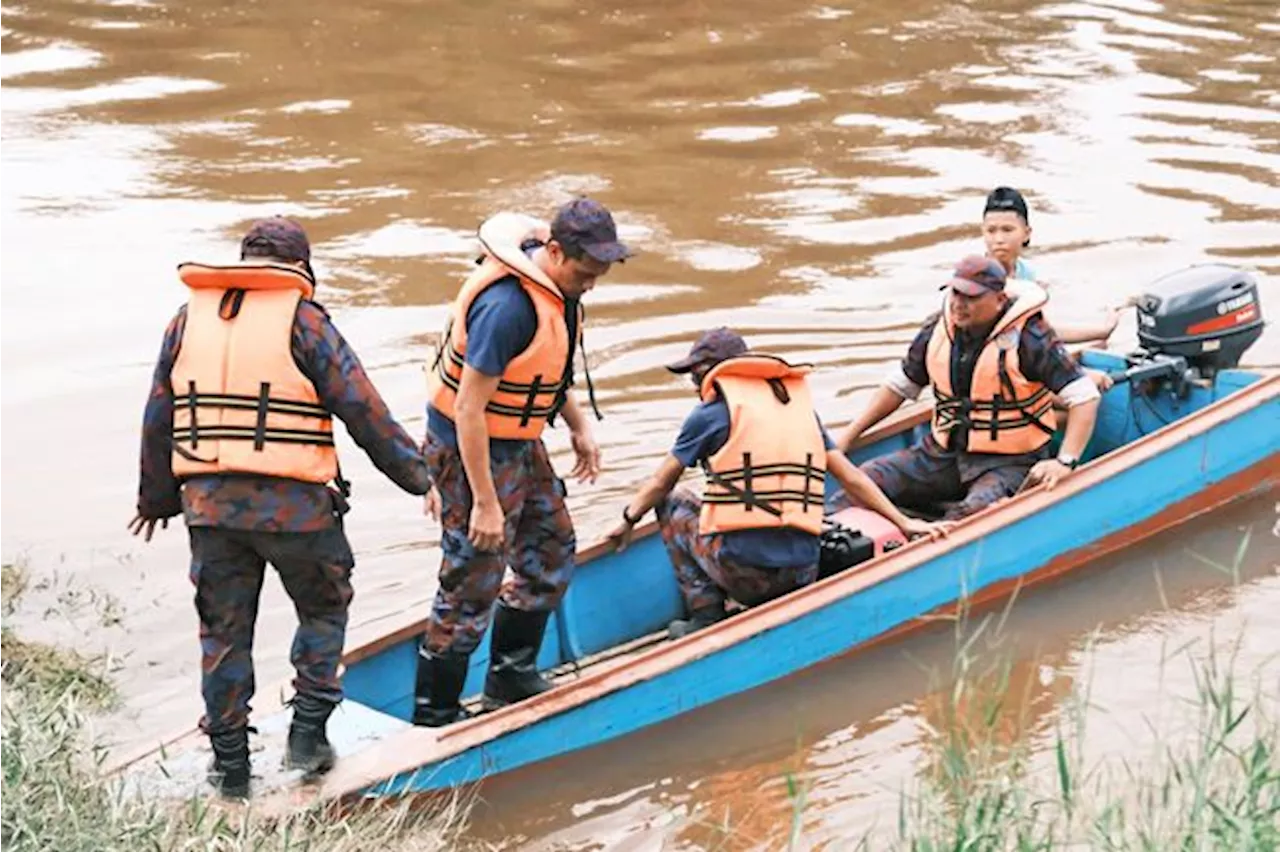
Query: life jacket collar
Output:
[[699, 353, 814, 402], [476, 212, 564, 300], [178, 262, 315, 300]]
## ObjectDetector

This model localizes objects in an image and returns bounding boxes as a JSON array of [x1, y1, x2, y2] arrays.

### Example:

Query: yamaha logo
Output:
[[1216, 292, 1254, 315]]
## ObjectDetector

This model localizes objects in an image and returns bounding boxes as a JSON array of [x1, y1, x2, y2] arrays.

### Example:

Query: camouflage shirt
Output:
[[137, 301, 431, 532]]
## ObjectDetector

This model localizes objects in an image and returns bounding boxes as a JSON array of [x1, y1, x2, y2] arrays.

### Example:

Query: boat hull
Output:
[[326, 363, 1278, 797], [109, 358, 1279, 808]]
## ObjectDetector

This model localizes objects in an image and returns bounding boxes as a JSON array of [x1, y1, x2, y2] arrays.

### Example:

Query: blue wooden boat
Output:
[[113, 350, 1279, 809]]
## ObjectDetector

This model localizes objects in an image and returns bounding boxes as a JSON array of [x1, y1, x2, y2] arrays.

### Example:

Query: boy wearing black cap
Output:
[[982, 187, 1136, 366]]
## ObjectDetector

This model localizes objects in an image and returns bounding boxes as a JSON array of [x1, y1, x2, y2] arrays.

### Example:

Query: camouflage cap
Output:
[[947, 254, 1008, 297], [550, 198, 632, 264], [666, 327, 749, 374], [240, 217, 313, 277]]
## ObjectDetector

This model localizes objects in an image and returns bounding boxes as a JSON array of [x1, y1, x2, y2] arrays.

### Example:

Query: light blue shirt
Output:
[[1013, 257, 1037, 281]]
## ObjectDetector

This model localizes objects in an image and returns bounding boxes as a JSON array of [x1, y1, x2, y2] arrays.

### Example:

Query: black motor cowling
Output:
[[1135, 263, 1264, 377]]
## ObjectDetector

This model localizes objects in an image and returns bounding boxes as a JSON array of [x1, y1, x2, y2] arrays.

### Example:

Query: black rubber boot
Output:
[[206, 727, 251, 799], [411, 645, 473, 727], [667, 603, 728, 640], [284, 693, 336, 777], [481, 604, 554, 710]]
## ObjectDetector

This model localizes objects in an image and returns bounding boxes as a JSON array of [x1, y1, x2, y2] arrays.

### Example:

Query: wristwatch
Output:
[[1056, 452, 1079, 469], [622, 506, 642, 525]]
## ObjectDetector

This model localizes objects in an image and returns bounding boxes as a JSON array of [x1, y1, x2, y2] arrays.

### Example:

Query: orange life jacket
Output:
[[428, 213, 577, 441], [926, 280, 1057, 455], [698, 354, 829, 537], [169, 263, 340, 486]]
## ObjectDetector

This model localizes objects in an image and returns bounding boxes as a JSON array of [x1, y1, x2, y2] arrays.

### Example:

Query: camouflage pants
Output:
[[655, 487, 818, 613], [188, 525, 354, 735], [423, 433, 576, 656], [825, 443, 1031, 521]]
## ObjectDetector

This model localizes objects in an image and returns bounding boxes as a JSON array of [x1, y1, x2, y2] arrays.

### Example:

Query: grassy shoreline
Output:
[[1, 562, 474, 851]]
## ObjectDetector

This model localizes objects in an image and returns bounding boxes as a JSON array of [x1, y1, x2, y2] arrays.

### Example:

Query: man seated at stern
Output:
[[830, 255, 1101, 522]]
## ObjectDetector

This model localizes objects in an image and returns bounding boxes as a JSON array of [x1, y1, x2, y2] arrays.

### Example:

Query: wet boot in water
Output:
[[481, 604, 554, 710], [206, 727, 251, 800], [284, 693, 336, 777], [411, 645, 473, 727], [667, 603, 728, 640]]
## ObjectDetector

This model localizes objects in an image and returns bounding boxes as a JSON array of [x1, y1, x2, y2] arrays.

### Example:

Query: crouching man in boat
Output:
[[414, 199, 627, 726], [606, 328, 948, 639], [129, 217, 433, 798], [831, 255, 1101, 522]]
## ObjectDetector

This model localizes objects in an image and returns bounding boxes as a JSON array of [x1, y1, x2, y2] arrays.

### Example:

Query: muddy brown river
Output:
[[2, 0, 1278, 848]]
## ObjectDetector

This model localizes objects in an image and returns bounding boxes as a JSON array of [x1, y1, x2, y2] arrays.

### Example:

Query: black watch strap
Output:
[[622, 506, 642, 525]]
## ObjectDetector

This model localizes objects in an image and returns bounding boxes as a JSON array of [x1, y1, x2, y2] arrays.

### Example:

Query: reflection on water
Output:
[[2, 0, 1278, 847]]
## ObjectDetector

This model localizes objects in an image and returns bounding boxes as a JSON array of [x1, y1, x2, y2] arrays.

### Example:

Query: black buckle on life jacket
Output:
[[187, 379, 200, 448], [802, 453, 813, 512], [253, 382, 270, 451], [519, 375, 543, 428], [218, 289, 246, 321]]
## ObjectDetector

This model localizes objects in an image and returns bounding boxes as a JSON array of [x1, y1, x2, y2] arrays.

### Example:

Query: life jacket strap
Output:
[[254, 382, 270, 451], [519, 375, 544, 428], [701, 454, 788, 518], [998, 350, 1057, 437]]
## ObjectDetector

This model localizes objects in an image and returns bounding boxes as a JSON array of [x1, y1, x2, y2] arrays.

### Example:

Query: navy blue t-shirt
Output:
[[428, 274, 574, 454], [673, 399, 835, 569]]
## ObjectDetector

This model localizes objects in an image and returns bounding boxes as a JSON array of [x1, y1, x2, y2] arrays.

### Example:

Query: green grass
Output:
[[1, 672, 475, 851], [878, 634, 1279, 852], [697, 527, 1280, 852], [1, 564, 479, 852], [2, 559, 117, 710], [818, 531, 1280, 851], [2, 561, 30, 617]]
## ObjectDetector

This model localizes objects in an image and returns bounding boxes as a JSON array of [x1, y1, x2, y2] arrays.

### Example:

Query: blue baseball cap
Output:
[[666, 327, 748, 374], [550, 198, 632, 264]]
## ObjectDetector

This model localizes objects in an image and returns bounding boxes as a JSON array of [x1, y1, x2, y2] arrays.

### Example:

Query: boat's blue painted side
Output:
[[340, 533, 679, 720], [337, 355, 1275, 795], [341, 354, 1265, 722]]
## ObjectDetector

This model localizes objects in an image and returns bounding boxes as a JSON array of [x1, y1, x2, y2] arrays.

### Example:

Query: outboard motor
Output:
[[1113, 264, 1265, 394]]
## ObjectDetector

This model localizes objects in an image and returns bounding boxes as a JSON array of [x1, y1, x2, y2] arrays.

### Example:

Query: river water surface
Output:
[[2, 0, 1278, 848]]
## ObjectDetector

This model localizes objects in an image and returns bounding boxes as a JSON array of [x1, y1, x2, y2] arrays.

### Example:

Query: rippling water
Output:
[[2, 0, 1277, 847]]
